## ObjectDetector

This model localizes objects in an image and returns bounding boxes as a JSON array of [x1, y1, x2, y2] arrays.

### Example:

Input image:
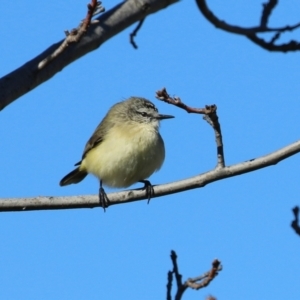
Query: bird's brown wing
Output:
[[74, 116, 115, 166]]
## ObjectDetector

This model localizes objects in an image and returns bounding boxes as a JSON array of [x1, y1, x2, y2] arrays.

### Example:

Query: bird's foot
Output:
[[99, 186, 110, 212], [139, 180, 154, 204]]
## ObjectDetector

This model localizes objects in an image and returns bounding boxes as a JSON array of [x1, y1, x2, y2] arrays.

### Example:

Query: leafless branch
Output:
[[156, 88, 213, 114], [156, 88, 225, 168], [291, 206, 300, 236], [0, 0, 179, 111], [129, 3, 150, 49], [261, 0, 278, 28], [171, 251, 183, 290], [38, 0, 105, 69], [167, 250, 222, 300], [130, 18, 146, 49], [246, 34, 300, 52], [0, 138, 299, 212], [195, 0, 300, 52], [185, 259, 221, 290], [171, 251, 186, 300], [166, 270, 173, 300]]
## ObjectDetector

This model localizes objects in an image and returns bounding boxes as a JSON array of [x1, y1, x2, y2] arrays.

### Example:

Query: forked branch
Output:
[[167, 250, 222, 300], [0, 87, 300, 211], [195, 0, 300, 52], [156, 88, 224, 168]]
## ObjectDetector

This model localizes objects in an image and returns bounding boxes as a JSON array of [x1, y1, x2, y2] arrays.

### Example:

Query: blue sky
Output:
[[1, 1, 300, 299]]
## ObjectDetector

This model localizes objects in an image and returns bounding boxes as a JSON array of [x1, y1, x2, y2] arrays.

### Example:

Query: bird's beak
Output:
[[157, 114, 175, 120]]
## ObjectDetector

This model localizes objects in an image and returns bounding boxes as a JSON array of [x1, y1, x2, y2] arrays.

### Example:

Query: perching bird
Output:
[[59, 97, 174, 208]]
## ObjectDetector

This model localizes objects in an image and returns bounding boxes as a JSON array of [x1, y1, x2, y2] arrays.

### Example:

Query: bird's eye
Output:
[[140, 112, 147, 117]]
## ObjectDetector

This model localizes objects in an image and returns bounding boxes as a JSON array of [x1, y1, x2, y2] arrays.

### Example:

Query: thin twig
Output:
[[185, 259, 222, 290], [129, 3, 150, 49], [130, 18, 145, 49], [166, 270, 173, 300], [156, 88, 225, 168], [167, 251, 222, 300], [170, 251, 183, 290], [269, 32, 281, 44], [38, 0, 105, 69], [261, 0, 278, 28], [247, 34, 300, 52], [168, 251, 185, 300], [195, 0, 300, 52], [156, 88, 213, 114]]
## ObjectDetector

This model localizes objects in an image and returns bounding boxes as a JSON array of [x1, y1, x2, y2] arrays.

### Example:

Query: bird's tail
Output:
[[59, 167, 88, 186]]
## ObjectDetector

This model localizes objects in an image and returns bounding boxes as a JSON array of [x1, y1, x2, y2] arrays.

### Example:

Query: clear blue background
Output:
[[1, 1, 299, 299]]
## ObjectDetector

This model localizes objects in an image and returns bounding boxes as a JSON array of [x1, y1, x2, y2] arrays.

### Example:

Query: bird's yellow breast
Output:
[[80, 123, 165, 188]]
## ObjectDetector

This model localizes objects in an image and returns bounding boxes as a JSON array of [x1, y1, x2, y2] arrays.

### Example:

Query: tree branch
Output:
[[1, 140, 299, 212], [156, 88, 225, 168], [185, 259, 221, 290], [130, 18, 146, 49], [246, 34, 300, 52], [0, 0, 179, 111], [260, 0, 278, 28], [38, 0, 105, 69], [167, 250, 222, 300], [195, 0, 300, 52]]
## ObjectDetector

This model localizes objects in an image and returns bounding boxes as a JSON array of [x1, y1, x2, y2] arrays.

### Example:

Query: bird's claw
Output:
[[139, 180, 154, 204], [99, 186, 109, 211]]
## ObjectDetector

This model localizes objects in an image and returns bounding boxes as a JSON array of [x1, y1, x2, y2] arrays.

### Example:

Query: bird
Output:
[[59, 97, 174, 209]]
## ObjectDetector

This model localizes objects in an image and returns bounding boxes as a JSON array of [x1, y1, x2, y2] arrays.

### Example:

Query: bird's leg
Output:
[[99, 180, 109, 211], [139, 180, 154, 204]]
